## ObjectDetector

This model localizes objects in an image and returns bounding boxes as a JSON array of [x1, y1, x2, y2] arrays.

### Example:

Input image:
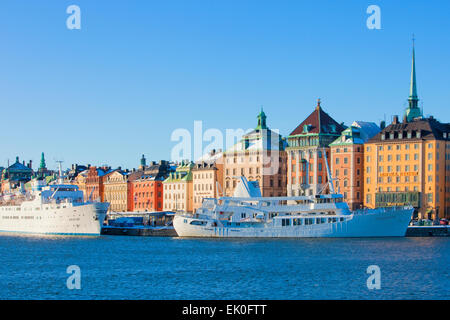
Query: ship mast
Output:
[[56, 160, 64, 184], [322, 147, 337, 194]]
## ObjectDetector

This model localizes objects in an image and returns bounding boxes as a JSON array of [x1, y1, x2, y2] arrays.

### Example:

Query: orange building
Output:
[[131, 176, 164, 212], [85, 166, 109, 202], [329, 123, 379, 210], [73, 170, 88, 200], [363, 44, 450, 220]]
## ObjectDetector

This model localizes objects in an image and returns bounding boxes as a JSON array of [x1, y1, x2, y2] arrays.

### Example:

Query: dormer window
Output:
[[444, 132, 448, 139], [407, 131, 412, 139], [390, 133, 394, 140], [417, 131, 421, 138], [381, 134, 385, 140], [398, 132, 403, 139]]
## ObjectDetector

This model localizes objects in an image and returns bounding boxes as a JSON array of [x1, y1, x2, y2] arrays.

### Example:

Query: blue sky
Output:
[[1, 0, 449, 170]]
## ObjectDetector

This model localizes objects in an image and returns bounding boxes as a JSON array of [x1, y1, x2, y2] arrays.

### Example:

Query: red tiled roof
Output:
[[289, 101, 345, 136]]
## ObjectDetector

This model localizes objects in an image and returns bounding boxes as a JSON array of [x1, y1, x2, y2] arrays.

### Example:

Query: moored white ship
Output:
[[173, 177, 413, 238], [0, 179, 109, 236]]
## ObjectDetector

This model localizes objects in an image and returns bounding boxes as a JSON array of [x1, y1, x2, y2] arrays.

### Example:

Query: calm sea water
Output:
[[0, 235, 448, 300]]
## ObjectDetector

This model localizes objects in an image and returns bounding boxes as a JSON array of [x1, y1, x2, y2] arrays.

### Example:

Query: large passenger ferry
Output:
[[0, 179, 108, 236], [173, 177, 413, 238]]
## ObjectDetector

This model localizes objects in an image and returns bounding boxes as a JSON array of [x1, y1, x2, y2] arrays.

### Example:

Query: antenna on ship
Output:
[[55, 160, 64, 184]]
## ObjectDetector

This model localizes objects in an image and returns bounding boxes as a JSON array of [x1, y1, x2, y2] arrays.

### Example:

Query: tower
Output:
[[256, 107, 267, 130], [405, 37, 422, 122], [140, 154, 146, 170], [39, 152, 46, 170]]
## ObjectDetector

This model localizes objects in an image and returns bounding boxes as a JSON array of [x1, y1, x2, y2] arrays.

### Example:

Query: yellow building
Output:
[[103, 170, 129, 212], [192, 150, 224, 211], [364, 44, 450, 220], [163, 161, 194, 212]]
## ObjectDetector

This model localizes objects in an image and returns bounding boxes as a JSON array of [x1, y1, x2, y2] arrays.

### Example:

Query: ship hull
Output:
[[173, 207, 413, 238], [0, 202, 108, 236]]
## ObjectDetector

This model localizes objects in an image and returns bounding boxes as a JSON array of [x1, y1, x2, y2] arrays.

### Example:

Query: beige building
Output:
[[103, 169, 142, 212], [223, 109, 287, 197], [163, 161, 194, 212], [192, 150, 224, 211], [103, 170, 129, 212]]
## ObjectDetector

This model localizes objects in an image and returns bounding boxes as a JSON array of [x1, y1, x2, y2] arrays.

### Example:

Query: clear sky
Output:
[[1, 0, 449, 170]]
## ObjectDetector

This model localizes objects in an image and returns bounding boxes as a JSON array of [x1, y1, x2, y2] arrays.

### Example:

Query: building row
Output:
[[2, 44, 449, 221]]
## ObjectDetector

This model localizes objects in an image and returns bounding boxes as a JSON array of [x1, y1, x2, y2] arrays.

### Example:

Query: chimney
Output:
[[380, 121, 386, 130], [393, 115, 399, 124], [23, 161, 25, 166], [28, 160, 32, 169]]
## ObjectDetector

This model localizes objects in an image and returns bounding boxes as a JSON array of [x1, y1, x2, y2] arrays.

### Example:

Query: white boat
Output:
[[173, 177, 413, 238], [0, 178, 109, 236]]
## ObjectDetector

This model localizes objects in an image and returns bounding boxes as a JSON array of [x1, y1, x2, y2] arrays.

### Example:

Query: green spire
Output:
[[405, 36, 422, 122], [256, 106, 267, 130], [39, 152, 46, 169]]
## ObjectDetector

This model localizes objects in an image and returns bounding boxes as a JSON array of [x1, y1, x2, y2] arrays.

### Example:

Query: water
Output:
[[0, 235, 448, 300]]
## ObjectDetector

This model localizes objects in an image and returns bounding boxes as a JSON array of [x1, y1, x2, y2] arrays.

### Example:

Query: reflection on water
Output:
[[0, 235, 448, 299]]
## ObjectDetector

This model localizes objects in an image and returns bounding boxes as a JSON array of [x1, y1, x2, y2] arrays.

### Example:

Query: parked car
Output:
[[439, 219, 449, 225]]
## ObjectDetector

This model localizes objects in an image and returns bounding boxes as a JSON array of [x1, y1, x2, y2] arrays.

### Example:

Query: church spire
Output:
[[39, 152, 46, 170], [409, 37, 418, 102], [405, 35, 422, 122]]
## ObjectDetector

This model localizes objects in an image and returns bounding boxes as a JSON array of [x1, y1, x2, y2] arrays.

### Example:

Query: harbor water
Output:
[[0, 235, 448, 300]]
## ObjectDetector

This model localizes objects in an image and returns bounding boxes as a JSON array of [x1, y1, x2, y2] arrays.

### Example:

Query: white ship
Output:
[[173, 177, 413, 238], [0, 179, 108, 236]]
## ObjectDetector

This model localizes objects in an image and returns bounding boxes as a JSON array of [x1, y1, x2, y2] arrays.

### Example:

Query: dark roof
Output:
[[289, 102, 345, 136], [368, 117, 450, 143], [7, 161, 32, 172], [192, 162, 218, 171]]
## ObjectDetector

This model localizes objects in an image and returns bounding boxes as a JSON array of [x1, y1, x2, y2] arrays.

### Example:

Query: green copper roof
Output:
[[409, 42, 418, 100], [255, 107, 268, 130], [405, 38, 422, 122], [329, 126, 364, 146], [39, 152, 46, 169], [163, 161, 193, 183]]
